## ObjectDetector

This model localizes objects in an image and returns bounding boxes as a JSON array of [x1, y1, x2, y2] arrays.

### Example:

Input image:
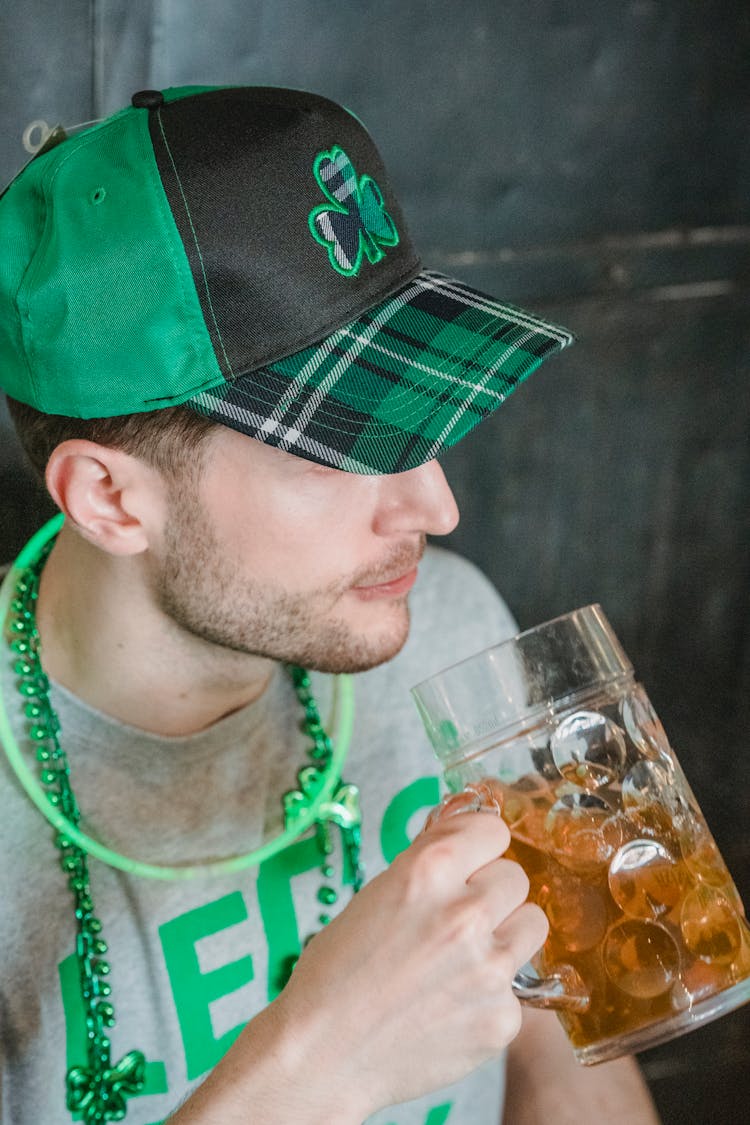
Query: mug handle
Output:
[[424, 787, 590, 1015], [512, 965, 589, 1013]]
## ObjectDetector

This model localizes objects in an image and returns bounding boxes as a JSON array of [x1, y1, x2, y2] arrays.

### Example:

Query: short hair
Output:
[[5, 396, 219, 485]]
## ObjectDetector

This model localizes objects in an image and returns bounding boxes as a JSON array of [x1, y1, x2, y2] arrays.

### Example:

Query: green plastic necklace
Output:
[[0, 516, 363, 1124]]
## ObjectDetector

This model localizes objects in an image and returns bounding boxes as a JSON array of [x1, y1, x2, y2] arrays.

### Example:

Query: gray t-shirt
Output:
[[0, 545, 518, 1125]]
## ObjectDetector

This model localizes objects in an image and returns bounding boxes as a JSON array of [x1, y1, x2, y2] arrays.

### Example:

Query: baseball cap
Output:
[[0, 85, 573, 474]]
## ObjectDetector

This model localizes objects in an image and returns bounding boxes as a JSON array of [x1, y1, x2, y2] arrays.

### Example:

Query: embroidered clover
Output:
[[308, 146, 399, 277]]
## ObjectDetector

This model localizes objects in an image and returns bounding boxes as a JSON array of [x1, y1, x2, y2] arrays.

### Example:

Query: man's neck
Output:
[[34, 527, 275, 737]]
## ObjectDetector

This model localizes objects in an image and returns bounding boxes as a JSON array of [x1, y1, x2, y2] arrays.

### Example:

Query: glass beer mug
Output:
[[411, 605, 750, 1064]]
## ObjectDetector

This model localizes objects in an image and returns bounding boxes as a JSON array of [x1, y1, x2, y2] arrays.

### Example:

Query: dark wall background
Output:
[[1, 3, 748, 1121]]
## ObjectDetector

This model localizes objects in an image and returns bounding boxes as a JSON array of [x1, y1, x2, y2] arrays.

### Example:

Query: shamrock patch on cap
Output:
[[308, 146, 399, 277]]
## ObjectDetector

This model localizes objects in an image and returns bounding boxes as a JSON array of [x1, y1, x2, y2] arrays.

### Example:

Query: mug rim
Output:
[[411, 602, 631, 694]]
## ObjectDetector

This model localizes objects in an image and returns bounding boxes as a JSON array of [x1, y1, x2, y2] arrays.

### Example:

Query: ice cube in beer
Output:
[[672, 956, 737, 1010], [621, 760, 683, 835], [545, 791, 614, 871], [679, 814, 731, 888], [600, 812, 639, 853], [550, 710, 627, 790], [608, 838, 688, 920], [680, 884, 743, 965], [620, 691, 671, 761], [603, 918, 681, 999]]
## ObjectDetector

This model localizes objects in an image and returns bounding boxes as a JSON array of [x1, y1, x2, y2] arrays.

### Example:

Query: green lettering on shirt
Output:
[[257, 834, 323, 1001], [384, 1100, 453, 1125], [159, 892, 254, 1080], [380, 775, 441, 863], [59, 953, 168, 1116], [424, 1103, 453, 1124]]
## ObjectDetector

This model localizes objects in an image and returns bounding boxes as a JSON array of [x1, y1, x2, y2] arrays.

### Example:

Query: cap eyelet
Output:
[[22, 120, 54, 155], [90, 187, 106, 205], [131, 90, 164, 110]]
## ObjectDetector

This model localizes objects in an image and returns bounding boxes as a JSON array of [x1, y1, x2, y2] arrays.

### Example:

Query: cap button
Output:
[[131, 90, 164, 110]]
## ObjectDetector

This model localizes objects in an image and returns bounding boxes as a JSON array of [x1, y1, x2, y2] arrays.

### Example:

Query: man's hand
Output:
[[170, 809, 548, 1124], [279, 809, 549, 1115]]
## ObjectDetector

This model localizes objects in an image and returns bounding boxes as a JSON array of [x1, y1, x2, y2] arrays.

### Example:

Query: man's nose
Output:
[[372, 459, 460, 538]]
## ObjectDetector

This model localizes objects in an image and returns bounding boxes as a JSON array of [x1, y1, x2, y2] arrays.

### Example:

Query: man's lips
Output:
[[350, 566, 420, 600]]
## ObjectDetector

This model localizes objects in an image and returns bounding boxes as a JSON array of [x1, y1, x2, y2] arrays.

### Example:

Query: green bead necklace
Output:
[[1, 523, 363, 1124]]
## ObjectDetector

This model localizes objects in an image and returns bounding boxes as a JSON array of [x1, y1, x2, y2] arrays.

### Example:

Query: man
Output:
[[0, 86, 659, 1123]]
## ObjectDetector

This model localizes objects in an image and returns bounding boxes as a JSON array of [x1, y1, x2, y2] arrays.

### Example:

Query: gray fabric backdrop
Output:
[[1, 4, 748, 1120]]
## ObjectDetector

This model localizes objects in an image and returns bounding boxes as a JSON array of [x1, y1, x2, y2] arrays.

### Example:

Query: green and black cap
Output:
[[0, 85, 573, 474]]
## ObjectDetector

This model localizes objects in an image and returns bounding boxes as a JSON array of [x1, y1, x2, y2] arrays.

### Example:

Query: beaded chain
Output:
[[279, 665, 364, 989], [4, 537, 363, 1124]]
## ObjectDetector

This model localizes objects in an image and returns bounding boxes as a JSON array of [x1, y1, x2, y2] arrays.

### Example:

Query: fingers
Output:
[[466, 856, 531, 929], [492, 901, 550, 971], [408, 800, 511, 887]]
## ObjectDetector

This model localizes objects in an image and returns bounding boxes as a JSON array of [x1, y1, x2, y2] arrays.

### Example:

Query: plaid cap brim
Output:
[[187, 270, 574, 474]]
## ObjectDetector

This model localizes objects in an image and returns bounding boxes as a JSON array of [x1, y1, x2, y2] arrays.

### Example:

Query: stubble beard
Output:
[[151, 492, 418, 674]]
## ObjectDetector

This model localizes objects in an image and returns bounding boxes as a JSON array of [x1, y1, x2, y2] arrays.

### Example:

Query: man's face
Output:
[[151, 427, 460, 673]]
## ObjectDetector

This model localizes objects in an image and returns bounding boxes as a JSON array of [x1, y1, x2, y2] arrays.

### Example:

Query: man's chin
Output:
[[301, 604, 412, 675]]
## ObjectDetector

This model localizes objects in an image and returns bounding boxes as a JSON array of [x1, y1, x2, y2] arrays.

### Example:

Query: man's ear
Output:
[[45, 440, 166, 555]]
